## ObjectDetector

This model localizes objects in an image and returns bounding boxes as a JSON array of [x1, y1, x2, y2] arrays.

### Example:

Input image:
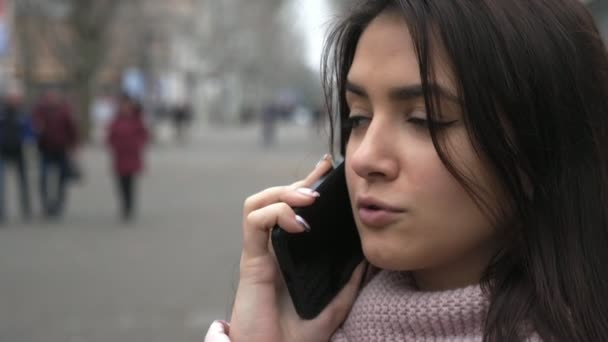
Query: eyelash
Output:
[[345, 115, 370, 129], [346, 114, 456, 130], [408, 117, 431, 128]]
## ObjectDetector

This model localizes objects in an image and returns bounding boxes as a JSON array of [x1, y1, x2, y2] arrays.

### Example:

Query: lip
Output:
[[356, 197, 406, 227]]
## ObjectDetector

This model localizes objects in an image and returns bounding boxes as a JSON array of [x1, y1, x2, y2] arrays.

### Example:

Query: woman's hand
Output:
[[229, 155, 365, 342]]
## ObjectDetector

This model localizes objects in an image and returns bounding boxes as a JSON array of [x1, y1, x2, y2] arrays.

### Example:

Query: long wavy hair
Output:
[[321, 0, 608, 341]]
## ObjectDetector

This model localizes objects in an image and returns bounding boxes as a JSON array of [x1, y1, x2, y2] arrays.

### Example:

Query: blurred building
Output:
[[6, 0, 125, 97], [137, 0, 309, 126], [1, 0, 201, 120], [0, 0, 320, 127], [12, 3, 70, 88], [587, 0, 608, 38], [119, 0, 252, 125], [125, 0, 199, 113], [0, 0, 13, 91]]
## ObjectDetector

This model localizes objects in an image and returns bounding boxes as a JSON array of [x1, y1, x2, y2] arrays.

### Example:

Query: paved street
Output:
[[0, 123, 328, 342]]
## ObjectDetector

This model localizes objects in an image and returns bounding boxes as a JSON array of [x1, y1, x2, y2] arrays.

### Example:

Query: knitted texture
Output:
[[332, 270, 488, 342]]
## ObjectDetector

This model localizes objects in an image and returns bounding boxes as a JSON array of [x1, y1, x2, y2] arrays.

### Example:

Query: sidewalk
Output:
[[0, 122, 329, 342]]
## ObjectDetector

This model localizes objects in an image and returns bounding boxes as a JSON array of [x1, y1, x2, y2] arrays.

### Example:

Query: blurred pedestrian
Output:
[[0, 91, 34, 222], [107, 95, 149, 222], [261, 103, 278, 147], [33, 90, 79, 219], [172, 102, 192, 144]]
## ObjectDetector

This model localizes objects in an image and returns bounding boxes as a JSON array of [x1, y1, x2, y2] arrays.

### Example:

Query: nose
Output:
[[348, 116, 399, 182]]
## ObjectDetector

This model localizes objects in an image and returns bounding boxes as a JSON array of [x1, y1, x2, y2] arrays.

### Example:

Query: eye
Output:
[[408, 117, 430, 128], [408, 115, 458, 130], [346, 115, 371, 130]]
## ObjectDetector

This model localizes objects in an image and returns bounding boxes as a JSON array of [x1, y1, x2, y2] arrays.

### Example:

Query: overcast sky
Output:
[[291, 0, 335, 70]]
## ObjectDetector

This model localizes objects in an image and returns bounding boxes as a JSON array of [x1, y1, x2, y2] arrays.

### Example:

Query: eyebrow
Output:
[[345, 80, 460, 103]]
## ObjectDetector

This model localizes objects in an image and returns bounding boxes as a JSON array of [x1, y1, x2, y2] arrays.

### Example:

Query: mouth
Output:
[[356, 197, 406, 227], [357, 197, 405, 212]]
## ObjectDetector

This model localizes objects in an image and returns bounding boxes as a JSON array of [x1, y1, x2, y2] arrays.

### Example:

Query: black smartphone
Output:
[[271, 162, 364, 319]]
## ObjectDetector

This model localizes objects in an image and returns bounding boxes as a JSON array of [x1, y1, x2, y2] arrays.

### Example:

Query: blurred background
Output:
[[0, 1, 605, 341]]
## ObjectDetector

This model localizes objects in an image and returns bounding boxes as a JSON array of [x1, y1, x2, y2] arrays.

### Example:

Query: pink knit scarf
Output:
[[332, 270, 489, 341]]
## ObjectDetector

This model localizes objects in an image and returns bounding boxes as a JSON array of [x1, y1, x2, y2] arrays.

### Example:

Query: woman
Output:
[[107, 95, 149, 221], [208, 0, 608, 340]]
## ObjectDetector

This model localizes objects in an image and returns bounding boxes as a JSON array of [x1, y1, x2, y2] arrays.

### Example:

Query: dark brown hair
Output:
[[322, 0, 608, 340]]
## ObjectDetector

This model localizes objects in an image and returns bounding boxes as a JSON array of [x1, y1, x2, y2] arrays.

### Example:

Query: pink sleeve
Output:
[[331, 327, 348, 342], [204, 320, 231, 342]]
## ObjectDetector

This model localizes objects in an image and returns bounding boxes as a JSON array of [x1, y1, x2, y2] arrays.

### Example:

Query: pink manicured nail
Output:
[[297, 188, 320, 197], [316, 154, 332, 167], [295, 215, 311, 232]]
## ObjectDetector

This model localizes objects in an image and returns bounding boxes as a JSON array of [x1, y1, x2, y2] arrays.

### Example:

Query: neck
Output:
[[412, 239, 498, 291]]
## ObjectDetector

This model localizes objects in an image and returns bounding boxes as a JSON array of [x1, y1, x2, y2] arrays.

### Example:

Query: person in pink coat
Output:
[[107, 94, 149, 221]]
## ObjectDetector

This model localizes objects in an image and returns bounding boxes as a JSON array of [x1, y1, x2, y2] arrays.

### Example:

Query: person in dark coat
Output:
[[0, 92, 35, 221], [32, 90, 79, 219], [172, 102, 192, 144], [107, 95, 149, 221]]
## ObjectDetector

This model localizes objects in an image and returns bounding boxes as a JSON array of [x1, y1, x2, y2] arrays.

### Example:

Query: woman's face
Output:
[[344, 12, 504, 290]]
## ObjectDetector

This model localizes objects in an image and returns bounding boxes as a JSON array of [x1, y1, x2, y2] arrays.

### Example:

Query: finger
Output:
[[298, 154, 334, 188], [243, 186, 320, 223], [288, 154, 334, 190], [315, 262, 366, 330], [243, 202, 310, 259], [243, 170, 329, 214], [239, 155, 333, 260], [248, 202, 309, 234], [243, 186, 287, 219], [266, 189, 321, 261]]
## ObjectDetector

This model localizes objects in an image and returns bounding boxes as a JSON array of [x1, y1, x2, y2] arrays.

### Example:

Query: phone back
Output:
[[271, 163, 364, 319]]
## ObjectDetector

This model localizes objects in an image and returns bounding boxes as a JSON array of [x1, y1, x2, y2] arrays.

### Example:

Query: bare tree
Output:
[[14, 0, 122, 137], [16, 0, 324, 128], [194, 0, 320, 122]]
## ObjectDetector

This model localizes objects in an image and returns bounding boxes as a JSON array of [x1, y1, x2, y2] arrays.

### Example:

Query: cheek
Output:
[[411, 133, 483, 212], [413, 158, 469, 213], [406, 149, 490, 253], [413, 140, 487, 226], [344, 140, 358, 194], [405, 142, 498, 263]]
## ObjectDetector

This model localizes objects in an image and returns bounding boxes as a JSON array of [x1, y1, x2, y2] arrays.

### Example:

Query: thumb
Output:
[[315, 262, 367, 331]]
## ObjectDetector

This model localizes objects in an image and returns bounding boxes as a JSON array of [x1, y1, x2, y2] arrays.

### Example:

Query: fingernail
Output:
[[316, 154, 332, 167], [295, 215, 311, 232], [297, 188, 320, 197]]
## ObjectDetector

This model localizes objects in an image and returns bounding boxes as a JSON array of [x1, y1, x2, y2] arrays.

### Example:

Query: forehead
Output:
[[347, 11, 455, 91]]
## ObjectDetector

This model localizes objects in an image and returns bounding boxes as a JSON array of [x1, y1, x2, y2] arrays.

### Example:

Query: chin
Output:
[[360, 235, 415, 271]]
